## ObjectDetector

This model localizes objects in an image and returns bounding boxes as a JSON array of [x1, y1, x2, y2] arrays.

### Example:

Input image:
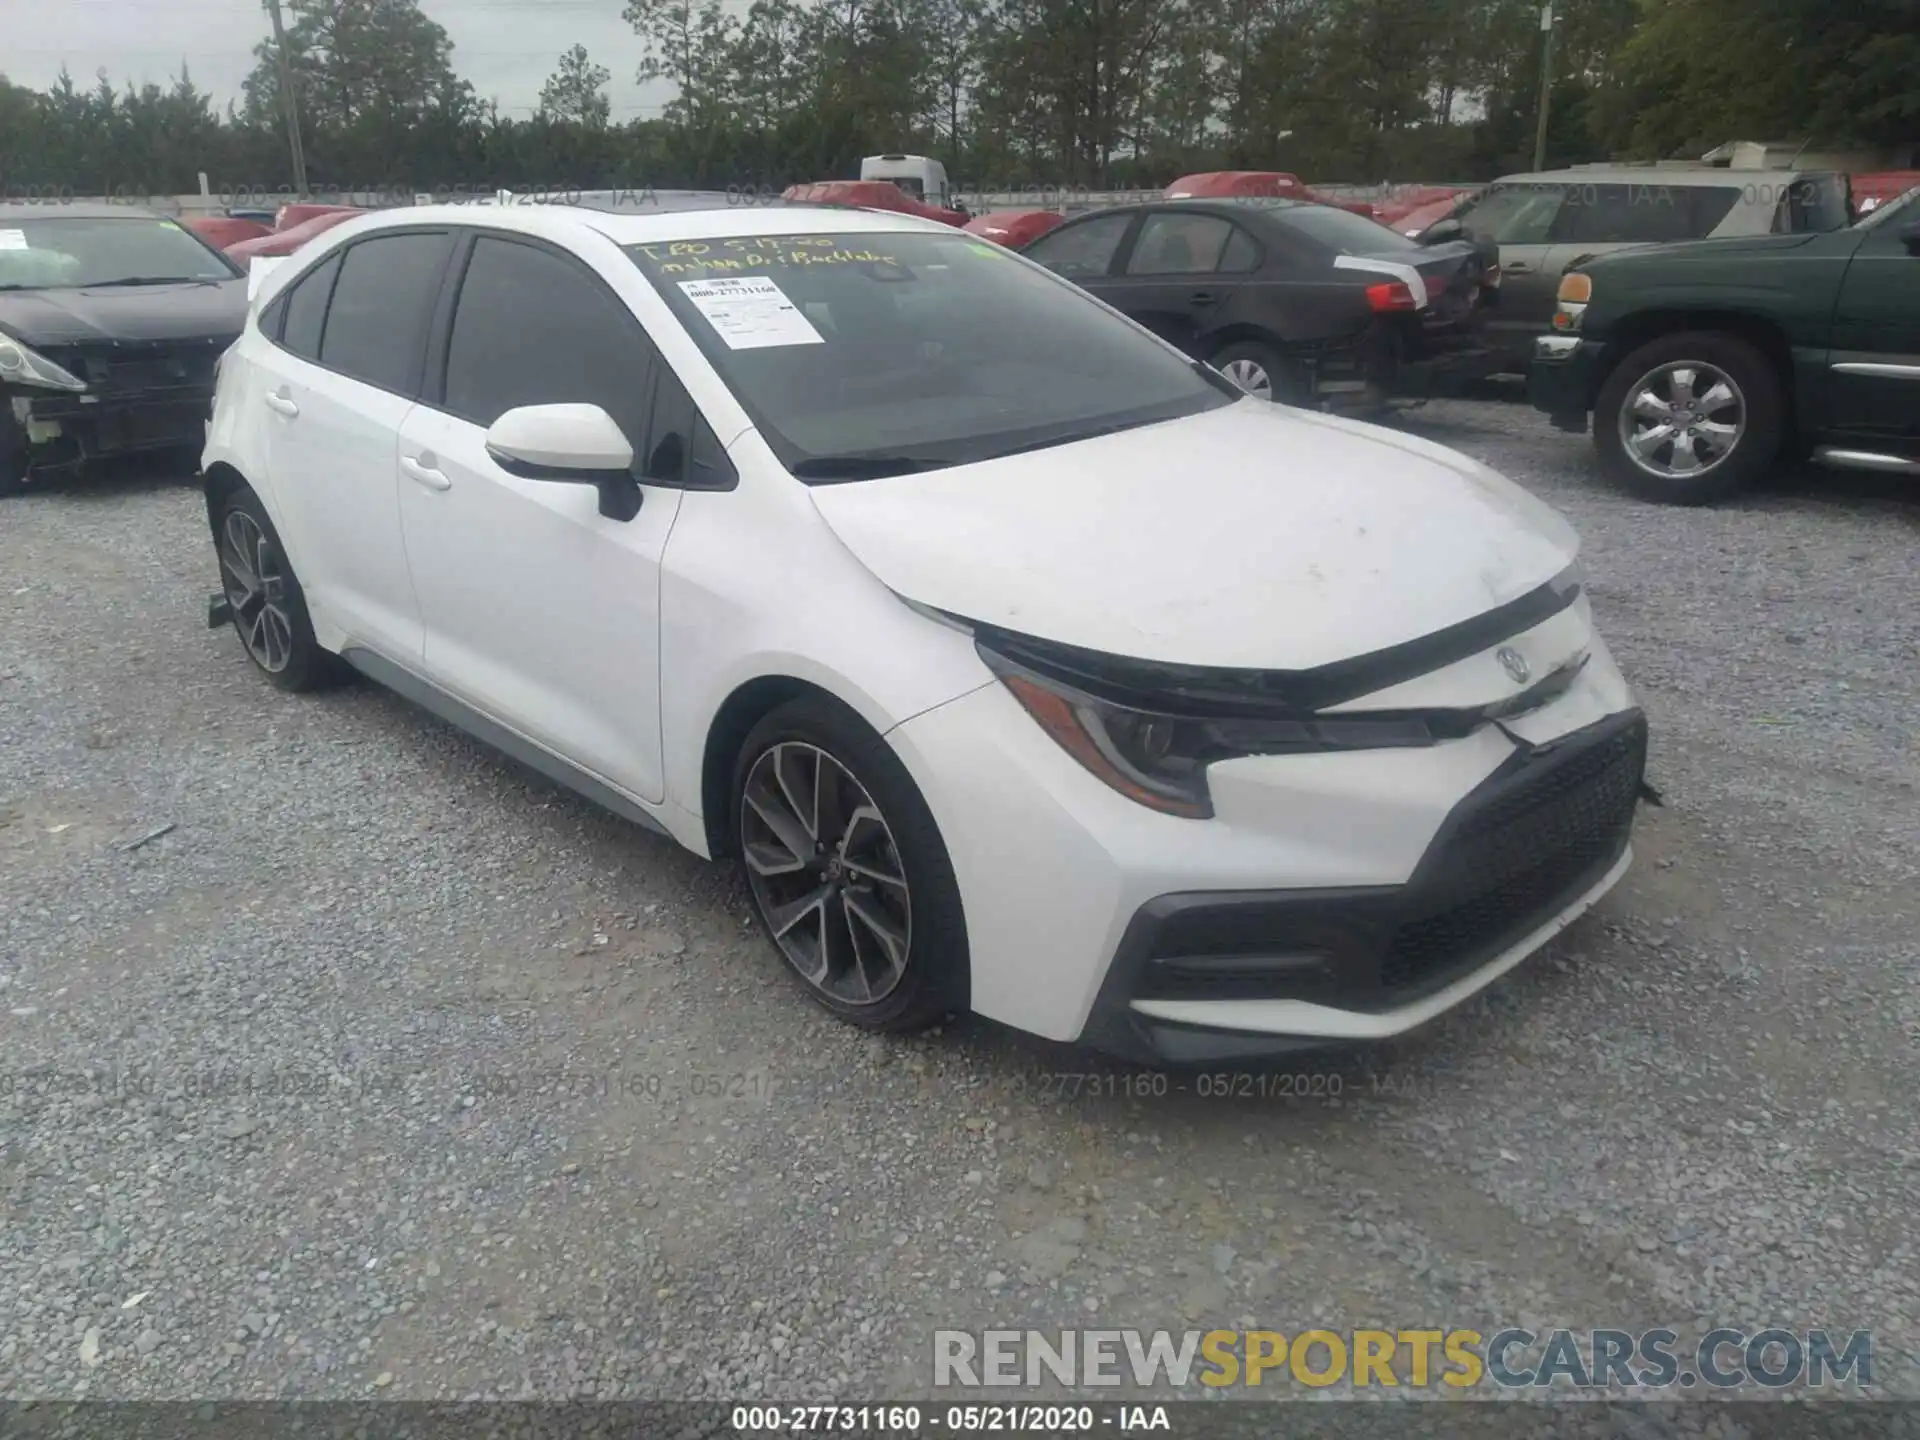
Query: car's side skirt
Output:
[[338, 645, 672, 839]]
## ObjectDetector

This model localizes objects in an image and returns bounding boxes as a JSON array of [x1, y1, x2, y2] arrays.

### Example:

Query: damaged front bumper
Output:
[[7, 381, 215, 475]]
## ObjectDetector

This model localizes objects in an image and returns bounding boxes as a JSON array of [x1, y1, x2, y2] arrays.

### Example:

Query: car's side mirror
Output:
[[485, 403, 641, 521], [1420, 217, 1465, 246], [1899, 220, 1920, 255]]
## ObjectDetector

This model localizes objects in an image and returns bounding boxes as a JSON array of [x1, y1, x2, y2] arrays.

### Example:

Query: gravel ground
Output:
[[2, 404, 1916, 1413]]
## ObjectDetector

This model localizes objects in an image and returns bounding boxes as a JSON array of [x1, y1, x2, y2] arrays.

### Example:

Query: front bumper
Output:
[[888, 611, 1646, 1057], [8, 383, 216, 469], [1527, 333, 1603, 430], [1080, 708, 1646, 1064]]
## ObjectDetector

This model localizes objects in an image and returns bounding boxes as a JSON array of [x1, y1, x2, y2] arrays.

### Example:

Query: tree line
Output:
[[1, 0, 1914, 200]]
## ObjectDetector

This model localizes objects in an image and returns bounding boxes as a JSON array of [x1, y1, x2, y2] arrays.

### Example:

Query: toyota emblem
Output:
[[1497, 647, 1531, 684]]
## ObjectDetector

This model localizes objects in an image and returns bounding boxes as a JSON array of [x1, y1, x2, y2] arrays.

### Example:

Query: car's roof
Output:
[[0, 203, 169, 221], [337, 201, 958, 247], [1490, 166, 1825, 188]]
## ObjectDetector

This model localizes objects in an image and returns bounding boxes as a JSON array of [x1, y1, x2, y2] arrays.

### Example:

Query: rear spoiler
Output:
[[246, 256, 289, 306]]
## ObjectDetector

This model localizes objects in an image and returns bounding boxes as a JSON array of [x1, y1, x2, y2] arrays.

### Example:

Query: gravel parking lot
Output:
[[2, 400, 1917, 1409]]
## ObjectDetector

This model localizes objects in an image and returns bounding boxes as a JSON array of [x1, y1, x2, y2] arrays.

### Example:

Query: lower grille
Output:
[[84, 401, 209, 454], [1098, 709, 1649, 1015], [1377, 714, 1647, 995]]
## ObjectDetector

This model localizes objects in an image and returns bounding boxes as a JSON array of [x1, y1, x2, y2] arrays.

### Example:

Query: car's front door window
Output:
[[441, 234, 661, 450]]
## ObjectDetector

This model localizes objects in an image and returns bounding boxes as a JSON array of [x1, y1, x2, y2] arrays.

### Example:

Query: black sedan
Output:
[[1017, 197, 1495, 410], [1, 203, 247, 497]]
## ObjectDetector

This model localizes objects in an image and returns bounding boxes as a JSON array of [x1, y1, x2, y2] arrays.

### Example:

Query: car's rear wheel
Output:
[[1593, 331, 1783, 504], [1211, 339, 1303, 405], [215, 487, 343, 692], [731, 695, 967, 1032]]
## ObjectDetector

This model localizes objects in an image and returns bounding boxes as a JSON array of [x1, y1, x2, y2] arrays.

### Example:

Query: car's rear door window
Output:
[[1125, 214, 1235, 274], [1021, 213, 1135, 278], [1688, 185, 1743, 234], [276, 251, 341, 360], [316, 231, 454, 396], [1548, 183, 1724, 244]]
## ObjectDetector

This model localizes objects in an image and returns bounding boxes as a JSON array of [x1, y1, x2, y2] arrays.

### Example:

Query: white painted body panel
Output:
[[202, 201, 1642, 1053], [806, 400, 1579, 668]]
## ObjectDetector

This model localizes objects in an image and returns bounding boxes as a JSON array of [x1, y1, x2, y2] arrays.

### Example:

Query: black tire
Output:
[[731, 694, 969, 1033], [1211, 338, 1304, 405], [1592, 331, 1784, 504], [214, 486, 346, 693]]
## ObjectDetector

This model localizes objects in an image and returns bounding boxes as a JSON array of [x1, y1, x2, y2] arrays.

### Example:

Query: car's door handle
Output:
[[1190, 290, 1219, 304], [263, 392, 299, 418], [401, 454, 451, 491], [1503, 262, 1534, 274]]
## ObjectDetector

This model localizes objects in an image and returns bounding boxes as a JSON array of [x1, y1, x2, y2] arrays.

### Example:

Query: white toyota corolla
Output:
[[201, 200, 1649, 1064]]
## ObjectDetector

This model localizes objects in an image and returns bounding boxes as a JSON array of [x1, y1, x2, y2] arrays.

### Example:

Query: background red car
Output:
[[962, 209, 1066, 247], [1850, 171, 1920, 217], [224, 208, 364, 260], [782, 180, 969, 226], [180, 215, 272, 250], [273, 202, 362, 232]]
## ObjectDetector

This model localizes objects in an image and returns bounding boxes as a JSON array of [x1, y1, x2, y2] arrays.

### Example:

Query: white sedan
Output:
[[201, 200, 1649, 1064]]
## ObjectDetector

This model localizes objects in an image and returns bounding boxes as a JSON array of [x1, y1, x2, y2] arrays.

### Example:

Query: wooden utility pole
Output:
[[1532, 3, 1555, 172], [264, 0, 310, 198]]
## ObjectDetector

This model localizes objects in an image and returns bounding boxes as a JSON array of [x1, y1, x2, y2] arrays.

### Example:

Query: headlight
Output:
[[978, 645, 1438, 820], [0, 335, 87, 392], [1552, 271, 1590, 331]]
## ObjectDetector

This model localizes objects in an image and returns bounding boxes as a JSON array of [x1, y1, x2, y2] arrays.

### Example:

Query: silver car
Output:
[[1419, 166, 1852, 371]]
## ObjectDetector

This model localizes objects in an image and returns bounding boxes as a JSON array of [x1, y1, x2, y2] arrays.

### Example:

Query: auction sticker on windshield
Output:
[[678, 275, 824, 350], [0, 230, 27, 251]]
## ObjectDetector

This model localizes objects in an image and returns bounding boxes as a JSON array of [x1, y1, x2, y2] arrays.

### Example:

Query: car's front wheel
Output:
[[731, 695, 968, 1032], [215, 486, 343, 692], [1593, 331, 1784, 504]]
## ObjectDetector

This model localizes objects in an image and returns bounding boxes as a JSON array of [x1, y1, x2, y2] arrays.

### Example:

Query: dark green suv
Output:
[[1529, 185, 1920, 504]]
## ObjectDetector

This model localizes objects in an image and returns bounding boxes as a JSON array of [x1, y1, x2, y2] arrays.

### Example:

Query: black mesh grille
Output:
[[1377, 714, 1647, 995]]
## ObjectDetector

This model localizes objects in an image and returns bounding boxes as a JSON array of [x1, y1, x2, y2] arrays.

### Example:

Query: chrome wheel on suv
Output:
[[1593, 331, 1784, 505], [1618, 361, 1746, 480]]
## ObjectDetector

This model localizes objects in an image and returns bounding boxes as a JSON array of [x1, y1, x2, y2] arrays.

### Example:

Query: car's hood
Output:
[[0, 280, 248, 347], [1582, 231, 1825, 271], [807, 399, 1579, 671]]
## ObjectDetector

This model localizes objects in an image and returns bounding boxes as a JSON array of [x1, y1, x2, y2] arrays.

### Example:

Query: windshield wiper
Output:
[[979, 417, 1156, 463], [84, 276, 219, 288], [790, 455, 943, 480]]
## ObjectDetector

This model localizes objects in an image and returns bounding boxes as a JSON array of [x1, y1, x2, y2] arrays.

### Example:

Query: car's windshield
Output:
[[1269, 202, 1421, 255], [0, 216, 239, 290], [627, 228, 1237, 480], [1855, 184, 1920, 229], [1455, 184, 1565, 245]]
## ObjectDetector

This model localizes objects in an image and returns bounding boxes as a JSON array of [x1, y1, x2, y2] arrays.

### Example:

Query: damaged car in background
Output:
[[1, 203, 246, 498]]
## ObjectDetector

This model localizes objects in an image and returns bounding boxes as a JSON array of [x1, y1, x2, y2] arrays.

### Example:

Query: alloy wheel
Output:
[[1221, 358, 1274, 399], [1618, 361, 1746, 480], [739, 742, 912, 1005], [219, 509, 295, 673]]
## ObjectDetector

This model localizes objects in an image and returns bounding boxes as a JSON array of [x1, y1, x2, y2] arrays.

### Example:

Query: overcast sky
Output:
[[0, 0, 674, 117]]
